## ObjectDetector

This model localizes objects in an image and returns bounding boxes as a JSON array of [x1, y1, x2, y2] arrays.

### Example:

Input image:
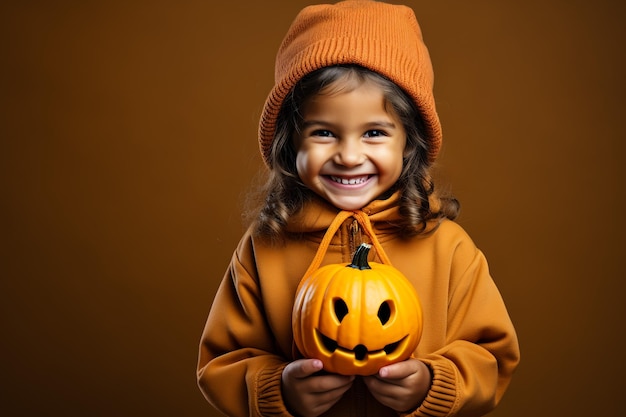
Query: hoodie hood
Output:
[[285, 191, 404, 236]]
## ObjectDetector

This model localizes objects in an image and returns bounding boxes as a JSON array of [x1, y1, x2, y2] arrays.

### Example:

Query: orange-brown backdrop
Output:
[[1, 1, 624, 416]]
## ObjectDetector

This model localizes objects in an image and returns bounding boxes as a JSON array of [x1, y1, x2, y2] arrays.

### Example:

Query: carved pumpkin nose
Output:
[[354, 344, 367, 361]]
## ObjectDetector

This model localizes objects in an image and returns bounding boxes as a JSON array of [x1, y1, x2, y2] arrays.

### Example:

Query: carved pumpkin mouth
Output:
[[316, 330, 406, 361]]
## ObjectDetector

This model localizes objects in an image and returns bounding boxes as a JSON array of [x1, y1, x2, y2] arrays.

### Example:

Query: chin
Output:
[[329, 198, 371, 211]]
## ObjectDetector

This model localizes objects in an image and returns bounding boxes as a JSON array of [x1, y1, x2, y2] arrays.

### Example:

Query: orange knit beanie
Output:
[[258, 0, 442, 167]]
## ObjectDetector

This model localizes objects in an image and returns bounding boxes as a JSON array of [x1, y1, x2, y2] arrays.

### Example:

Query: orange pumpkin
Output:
[[292, 243, 423, 376]]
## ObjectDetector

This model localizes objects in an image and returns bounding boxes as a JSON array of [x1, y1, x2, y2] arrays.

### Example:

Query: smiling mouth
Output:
[[316, 330, 404, 361], [328, 175, 371, 185]]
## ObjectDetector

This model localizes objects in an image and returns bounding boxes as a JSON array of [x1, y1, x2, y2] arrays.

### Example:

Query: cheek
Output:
[[376, 151, 405, 179], [296, 145, 327, 177], [295, 150, 321, 187], [295, 151, 308, 179]]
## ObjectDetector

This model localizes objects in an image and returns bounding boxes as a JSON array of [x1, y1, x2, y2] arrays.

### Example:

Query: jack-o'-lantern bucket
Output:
[[292, 211, 423, 376]]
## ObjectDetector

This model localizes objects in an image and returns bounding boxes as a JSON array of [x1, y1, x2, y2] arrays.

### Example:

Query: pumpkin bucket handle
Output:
[[300, 210, 392, 282]]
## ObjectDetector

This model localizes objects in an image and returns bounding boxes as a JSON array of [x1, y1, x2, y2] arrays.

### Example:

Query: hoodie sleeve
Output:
[[196, 233, 292, 417], [409, 228, 520, 417]]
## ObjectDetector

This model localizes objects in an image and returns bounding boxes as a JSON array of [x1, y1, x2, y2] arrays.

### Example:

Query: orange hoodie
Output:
[[197, 193, 520, 416]]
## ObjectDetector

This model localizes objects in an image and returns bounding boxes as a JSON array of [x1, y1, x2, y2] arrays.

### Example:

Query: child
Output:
[[197, 1, 520, 416]]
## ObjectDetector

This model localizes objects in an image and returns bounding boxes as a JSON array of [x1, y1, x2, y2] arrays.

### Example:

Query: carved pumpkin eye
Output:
[[334, 298, 349, 323], [377, 301, 392, 325]]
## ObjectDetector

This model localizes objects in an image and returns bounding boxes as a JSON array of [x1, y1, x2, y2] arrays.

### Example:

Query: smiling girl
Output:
[[197, 2, 520, 416]]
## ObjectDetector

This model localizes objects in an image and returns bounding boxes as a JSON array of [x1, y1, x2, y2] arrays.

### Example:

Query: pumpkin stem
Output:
[[348, 243, 372, 270]]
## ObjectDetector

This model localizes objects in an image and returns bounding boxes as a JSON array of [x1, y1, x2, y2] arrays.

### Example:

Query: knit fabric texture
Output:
[[258, 0, 442, 167]]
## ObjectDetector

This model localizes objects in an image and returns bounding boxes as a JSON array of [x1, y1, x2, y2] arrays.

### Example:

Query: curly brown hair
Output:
[[247, 65, 459, 241]]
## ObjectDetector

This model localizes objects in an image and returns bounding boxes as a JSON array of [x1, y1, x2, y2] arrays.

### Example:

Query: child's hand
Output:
[[363, 358, 432, 413], [281, 359, 355, 417]]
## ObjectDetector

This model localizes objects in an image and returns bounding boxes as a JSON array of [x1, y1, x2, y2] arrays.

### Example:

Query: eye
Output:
[[312, 129, 334, 137], [364, 129, 387, 138], [333, 298, 349, 323], [377, 301, 392, 325]]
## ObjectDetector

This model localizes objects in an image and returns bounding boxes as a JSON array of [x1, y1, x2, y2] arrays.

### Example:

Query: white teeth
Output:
[[330, 176, 368, 185]]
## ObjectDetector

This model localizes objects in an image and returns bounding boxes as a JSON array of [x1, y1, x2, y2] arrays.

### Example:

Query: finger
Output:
[[363, 376, 416, 412], [378, 359, 420, 380], [294, 358, 324, 379], [309, 373, 355, 394], [363, 374, 396, 395]]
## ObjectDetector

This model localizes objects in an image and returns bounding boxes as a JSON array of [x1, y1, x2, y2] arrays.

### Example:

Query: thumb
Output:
[[293, 358, 324, 378]]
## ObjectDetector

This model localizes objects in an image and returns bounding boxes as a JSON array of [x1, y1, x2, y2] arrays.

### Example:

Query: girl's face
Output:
[[294, 81, 406, 211]]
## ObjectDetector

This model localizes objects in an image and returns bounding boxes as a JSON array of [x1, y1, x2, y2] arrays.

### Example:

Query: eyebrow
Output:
[[301, 120, 397, 129]]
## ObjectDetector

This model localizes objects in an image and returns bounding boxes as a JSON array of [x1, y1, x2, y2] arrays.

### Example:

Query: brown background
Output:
[[1, 1, 624, 416]]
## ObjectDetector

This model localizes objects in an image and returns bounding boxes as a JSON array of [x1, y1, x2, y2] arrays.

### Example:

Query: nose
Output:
[[333, 138, 364, 167]]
